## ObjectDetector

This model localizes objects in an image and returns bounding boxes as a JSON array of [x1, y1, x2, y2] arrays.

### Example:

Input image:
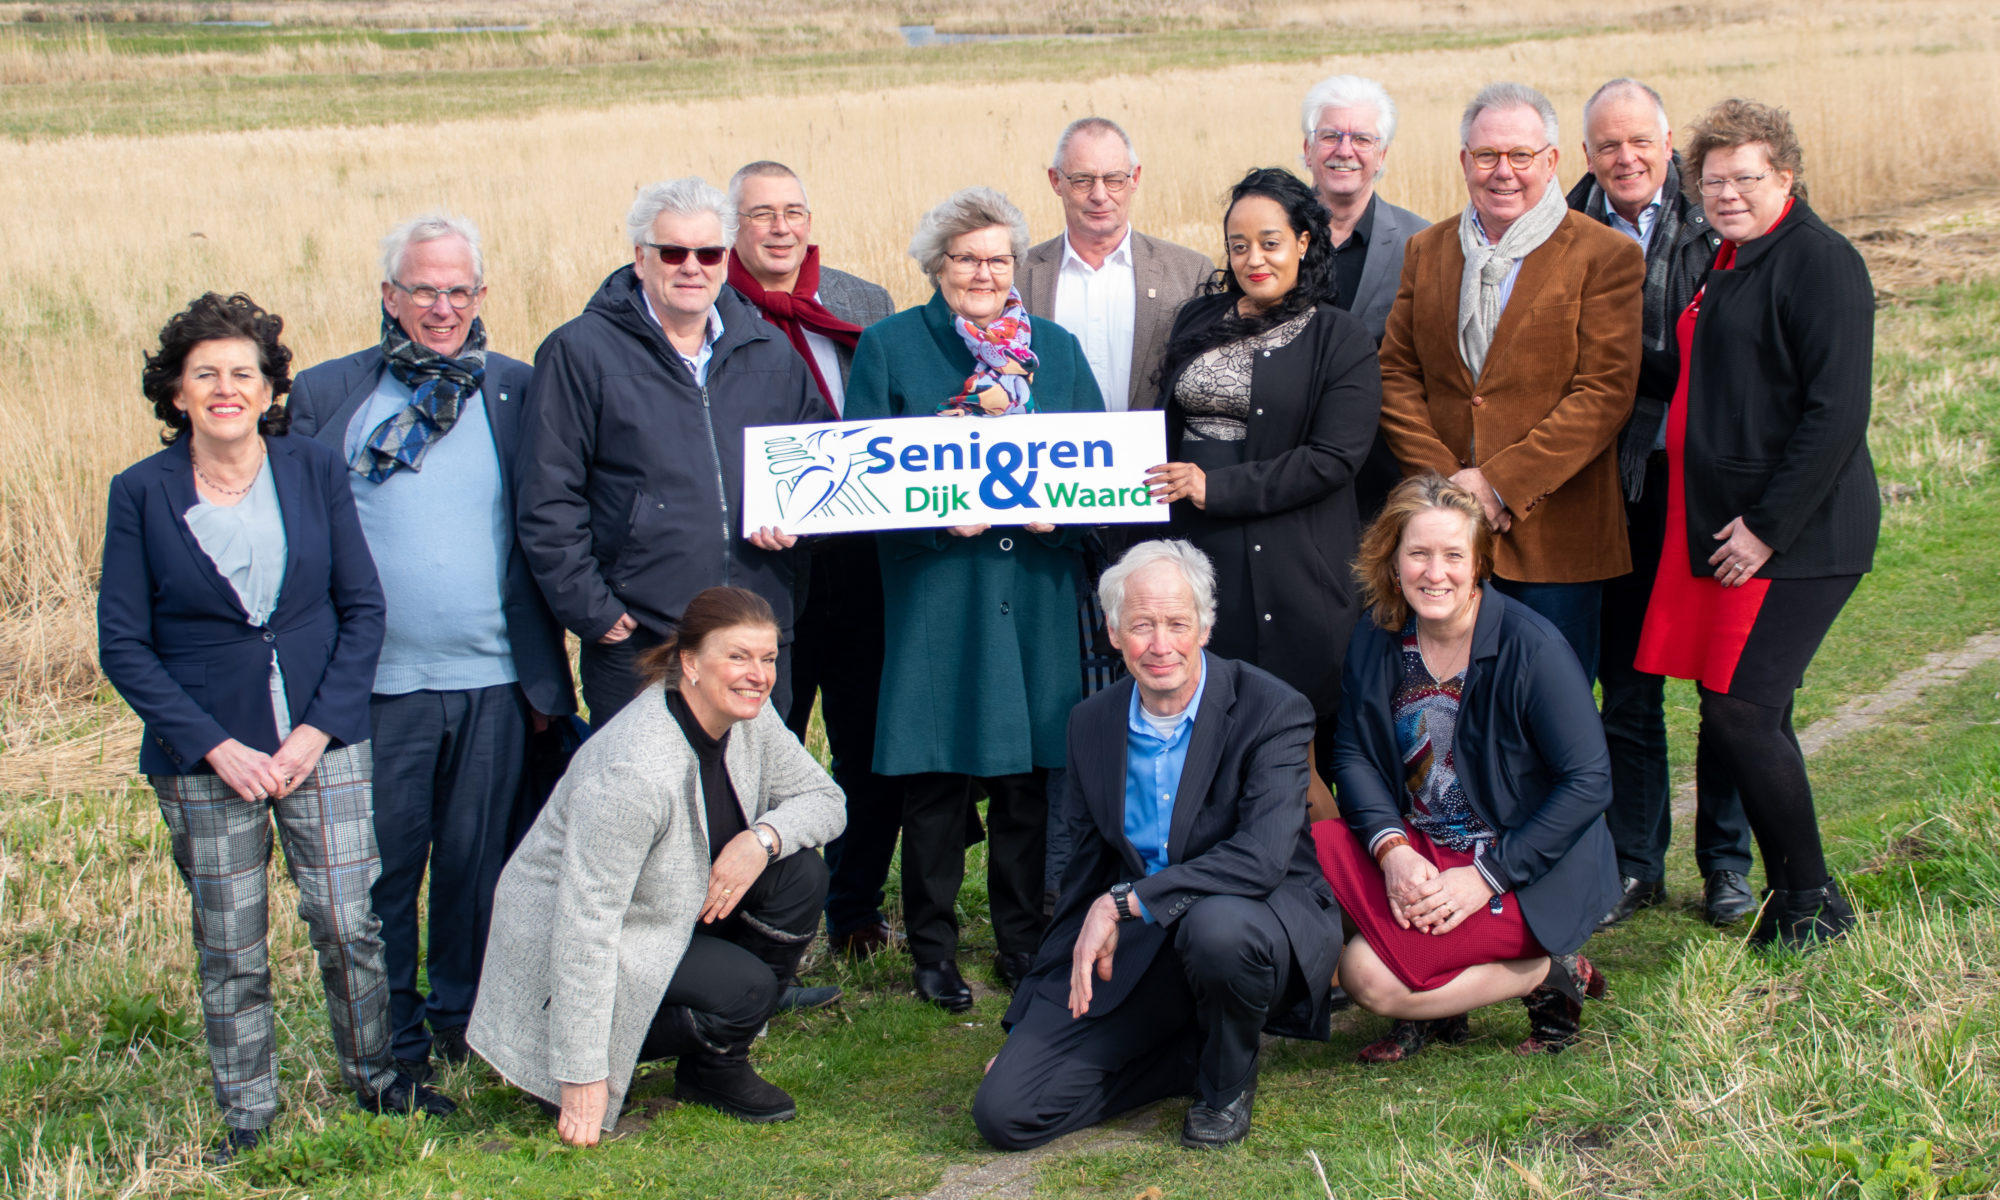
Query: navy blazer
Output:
[[1330, 587, 1619, 957], [98, 435, 386, 776], [1005, 655, 1344, 1039], [287, 347, 576, 717]]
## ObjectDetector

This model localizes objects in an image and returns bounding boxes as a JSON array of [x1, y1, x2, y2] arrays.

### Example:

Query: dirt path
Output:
[[911, 626, 2000, 1200]]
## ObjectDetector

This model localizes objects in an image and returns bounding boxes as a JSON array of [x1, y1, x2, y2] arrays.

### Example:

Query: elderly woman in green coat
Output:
[[844, 186, 1104, 1014]]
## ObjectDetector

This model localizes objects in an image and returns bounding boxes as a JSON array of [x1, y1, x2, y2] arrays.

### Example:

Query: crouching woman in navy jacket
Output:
[[1317, 475, 1619, 1063], [97, 293, 448, 1164]]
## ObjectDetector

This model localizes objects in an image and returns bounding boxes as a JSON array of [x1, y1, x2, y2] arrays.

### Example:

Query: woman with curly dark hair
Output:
[[1146, 167, 1382, 773], [98, 293, 452, 1164]]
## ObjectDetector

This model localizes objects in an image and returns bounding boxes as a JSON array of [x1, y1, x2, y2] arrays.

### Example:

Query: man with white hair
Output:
[[1564, 79, 1751, 929], [1379, 82, 1644, 682], [1018, 117, 1212, 414], [289, 212, 574, 1099], [517, 177, 827, 729], [973, 540, 1342, 1152]]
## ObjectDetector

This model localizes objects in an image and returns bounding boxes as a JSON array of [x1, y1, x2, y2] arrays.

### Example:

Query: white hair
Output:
[[1300, 74, 1398, 145], [727, 160, 809, 215], [625, 176, 735, 248], [1050, 116, 1139, 172], [379, 212, 483, 287], [1460, 81, 1560, 147], [1583, 77, 1671, 139], [1099, 540, 1218, 633], [906, 187, 1030, 287]]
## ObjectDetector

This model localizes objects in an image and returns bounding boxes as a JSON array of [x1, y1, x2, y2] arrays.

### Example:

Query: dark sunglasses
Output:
[[646, 242, 727, 266]]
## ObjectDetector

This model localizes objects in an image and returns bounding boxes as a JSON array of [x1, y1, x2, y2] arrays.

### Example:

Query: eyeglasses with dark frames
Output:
[[944, 253, 1017, 273], [647, 243, 728, 267]]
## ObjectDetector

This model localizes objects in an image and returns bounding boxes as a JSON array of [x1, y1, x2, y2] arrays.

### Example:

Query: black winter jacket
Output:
[[1331, 587, 1619, 958], [516, 269, 829, 643], [1681, 200, 1878, 577]]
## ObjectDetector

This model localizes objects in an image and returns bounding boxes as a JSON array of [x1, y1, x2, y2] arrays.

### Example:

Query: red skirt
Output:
[[1313, 819, 1543, 992]]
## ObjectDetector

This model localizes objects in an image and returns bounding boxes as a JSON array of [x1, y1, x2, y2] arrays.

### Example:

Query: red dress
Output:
[[1632, 233, 1770, 691]]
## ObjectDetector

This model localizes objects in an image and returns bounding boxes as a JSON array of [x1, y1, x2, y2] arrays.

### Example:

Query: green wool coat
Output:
[[844, 291, 1105, 777]]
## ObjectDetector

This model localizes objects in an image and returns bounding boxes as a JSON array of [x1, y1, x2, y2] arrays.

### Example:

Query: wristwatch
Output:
[[1110, 881, 1137, 921], [751, 823, 780, 864]]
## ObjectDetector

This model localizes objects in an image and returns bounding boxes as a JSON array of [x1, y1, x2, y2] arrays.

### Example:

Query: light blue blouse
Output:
[[185, 458, 292, 740]]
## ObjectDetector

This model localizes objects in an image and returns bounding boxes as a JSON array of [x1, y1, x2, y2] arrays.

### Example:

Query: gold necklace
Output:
[[191, 442, 264, 498]]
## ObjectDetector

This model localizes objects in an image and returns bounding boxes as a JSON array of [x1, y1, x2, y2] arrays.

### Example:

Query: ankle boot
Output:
[[1514, 953, 1604, 1055], [672, 1042, 797, 1123], [1773, 880, 1855, 951]]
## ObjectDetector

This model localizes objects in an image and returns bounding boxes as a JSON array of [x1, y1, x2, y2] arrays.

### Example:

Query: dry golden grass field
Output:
[[1, 3, 1999, 1196]]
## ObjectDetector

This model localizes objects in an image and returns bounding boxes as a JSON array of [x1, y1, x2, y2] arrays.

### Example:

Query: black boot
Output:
[[1515, 953, 1605, 1055], [673, 1042, 797, 1123], [1771, 880, 1855, 951]]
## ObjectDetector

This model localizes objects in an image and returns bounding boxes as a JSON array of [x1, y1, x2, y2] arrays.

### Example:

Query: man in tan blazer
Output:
[[1380, 82, 1643, 681], [1018, 117, 1213, 413]]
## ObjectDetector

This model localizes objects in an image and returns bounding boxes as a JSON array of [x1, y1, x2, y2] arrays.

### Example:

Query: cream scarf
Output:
[[1456, 180, 1568, 380]]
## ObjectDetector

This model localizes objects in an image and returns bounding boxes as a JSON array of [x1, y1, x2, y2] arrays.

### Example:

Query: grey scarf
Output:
[[1456, 180, 1569, 380]]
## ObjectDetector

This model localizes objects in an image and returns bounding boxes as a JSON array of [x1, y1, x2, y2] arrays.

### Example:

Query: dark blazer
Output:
[[1161, 296, 1381, 714], [1348, 195, 1430, 345], [1330, 587, 1619, 957], [1005, 655, 1343, 1039], [1379, 211, 1644, 583], [814, 266, 898, 386], [287, 347, 576, 717], [1020, 228, 1215, 411], [1681, 200, 1878, 578], [98, 435, 386, 776]]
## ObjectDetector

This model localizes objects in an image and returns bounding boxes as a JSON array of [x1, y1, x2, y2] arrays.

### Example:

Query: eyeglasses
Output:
[[944, 253, 1017, 273], [391, 281, 481, 310], [1061, 172, 1132, 196], [647, 243, 727, 267], [1313, 128, 1382, 152], [1465, 145, 1551, 171], [1697, 170, 1775, 197], [739, 206, 811, 228]]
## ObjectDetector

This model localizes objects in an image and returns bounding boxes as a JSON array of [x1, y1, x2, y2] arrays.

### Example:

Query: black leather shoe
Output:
[[1595, 876, 1666, 930], [1179, 1077, 1256, 1148], [431, 1025, 470, 1065], [1327, 985, 1354, 1014], [913, 959, 974, 1013], [994, 951, 1035, 991], [674, 1045, 797, 1123], [1703, 869, 1756, 926], [776, 984, 844, 1012], [358, 1071, 459, 1119], [205, 1126, 262, 1165]]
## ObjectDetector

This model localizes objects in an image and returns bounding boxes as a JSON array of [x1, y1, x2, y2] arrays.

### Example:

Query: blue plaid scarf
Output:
[[350, 307, 488, 482]]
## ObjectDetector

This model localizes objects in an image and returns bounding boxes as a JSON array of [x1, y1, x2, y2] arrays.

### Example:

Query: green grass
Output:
[[0, 23, 1604, 141], [2, 278, 1997, 1197]]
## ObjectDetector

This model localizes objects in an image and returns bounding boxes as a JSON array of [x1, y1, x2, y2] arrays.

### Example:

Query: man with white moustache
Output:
[[1563, 78, 1752, 930], [289, 212, 575, 1093]]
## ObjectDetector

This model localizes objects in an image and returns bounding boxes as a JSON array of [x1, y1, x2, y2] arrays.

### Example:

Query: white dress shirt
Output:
[[1052, 228, 1137, 412], [803, 311, 846, 416]]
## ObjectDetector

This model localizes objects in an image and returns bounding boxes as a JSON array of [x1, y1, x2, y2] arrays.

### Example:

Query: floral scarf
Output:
[[940, 289, 1037, 416]]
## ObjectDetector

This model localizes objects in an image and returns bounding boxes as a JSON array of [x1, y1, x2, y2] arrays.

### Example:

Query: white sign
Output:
[[740, 411, 1170, 535]]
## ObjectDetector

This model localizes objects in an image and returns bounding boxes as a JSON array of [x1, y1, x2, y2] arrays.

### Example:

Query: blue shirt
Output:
[[1123, 653, 1210, 921], [344, 375, 517, 695], [1605, 187, 1664, 251]]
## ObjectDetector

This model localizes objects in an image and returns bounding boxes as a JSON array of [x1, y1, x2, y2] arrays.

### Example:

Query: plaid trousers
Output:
[[152, 741, 398, 1130]]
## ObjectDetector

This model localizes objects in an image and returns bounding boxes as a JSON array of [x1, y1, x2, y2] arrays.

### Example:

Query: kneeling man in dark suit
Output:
[[973, 540, 1343, 1151]]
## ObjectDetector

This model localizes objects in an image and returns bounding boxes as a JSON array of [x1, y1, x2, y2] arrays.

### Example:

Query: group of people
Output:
[[97, 69, 1879, 1159]]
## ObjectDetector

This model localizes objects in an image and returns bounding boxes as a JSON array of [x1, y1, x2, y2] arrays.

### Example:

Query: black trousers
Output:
[[972, 895, 1299, 1151], [368, 683, 529, 1062], [638, 849, 829, 1059], [901, 771, 1047, 962], [1599, 452, 1753, 881], [580, 626, 792, 731], [783, 536, 903, 940]]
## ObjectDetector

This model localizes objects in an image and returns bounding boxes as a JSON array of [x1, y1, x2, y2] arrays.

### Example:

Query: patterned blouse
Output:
[[1175, 306, 1316, 442], [1393, 621, 1495, 852]]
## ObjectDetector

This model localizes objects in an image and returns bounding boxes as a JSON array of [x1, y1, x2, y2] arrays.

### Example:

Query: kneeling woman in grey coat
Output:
[[469, 587, 845, 1143]]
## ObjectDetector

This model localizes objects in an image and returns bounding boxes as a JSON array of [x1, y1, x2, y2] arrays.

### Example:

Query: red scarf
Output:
[[727, 245, 863, 414]]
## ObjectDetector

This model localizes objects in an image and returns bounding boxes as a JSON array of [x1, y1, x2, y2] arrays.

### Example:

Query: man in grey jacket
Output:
[[723, 160, 908, 967], [517, 177, 829, 730], [1300, 74, 1431, 518], [1565, 78, 1753, 931]]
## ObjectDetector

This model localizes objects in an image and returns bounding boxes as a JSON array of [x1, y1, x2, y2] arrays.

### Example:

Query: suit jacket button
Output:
[[262, 630, 275, 643], [1471, 394, 1485, 407]]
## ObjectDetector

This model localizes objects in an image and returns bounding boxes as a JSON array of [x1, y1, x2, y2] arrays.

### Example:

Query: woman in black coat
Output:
[[1632, 99, 1878, 951], [1146, 168, 1381, 750]]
